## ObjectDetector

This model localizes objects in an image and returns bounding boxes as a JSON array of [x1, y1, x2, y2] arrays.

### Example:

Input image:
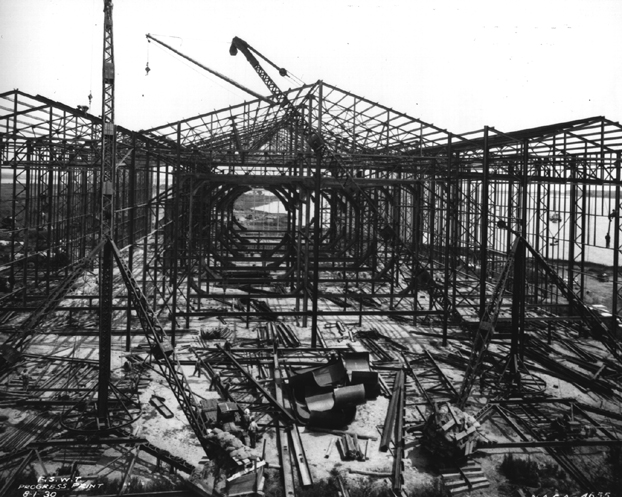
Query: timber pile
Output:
[[421, 403, 481, 460]]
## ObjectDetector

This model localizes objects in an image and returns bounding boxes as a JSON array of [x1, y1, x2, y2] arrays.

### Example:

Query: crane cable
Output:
[[145, 39, 151, 75], [88, 0, 97, 109]]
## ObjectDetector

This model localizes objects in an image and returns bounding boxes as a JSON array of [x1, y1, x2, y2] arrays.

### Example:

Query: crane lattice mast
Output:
[[98, 0, 116, 425]]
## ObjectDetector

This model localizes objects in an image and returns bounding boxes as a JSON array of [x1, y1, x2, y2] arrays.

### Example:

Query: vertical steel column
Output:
[[310, 83, 323, 348], [152, 157, 162, 310], [65, 162, 74, 279], [442, 137, 452, 345], [613, 153, 621, 322], [509, 140, 529, 374], [427, 179, 436, 311], [97, 0, 117, 426], [479, 127, 490, 318], [45, 135, 55, 293], [170, 124, 182, 347], [302, 99, 314, 328], [126, 136, 137, 352], [568, 152, 577, 293], [141, 146, 150, 298], [185, 181, 196, 330], [533, 159, 543, 300], [412, 180, 421, 325], [510, 237, 526, 379], [22, 140, 32, 296]]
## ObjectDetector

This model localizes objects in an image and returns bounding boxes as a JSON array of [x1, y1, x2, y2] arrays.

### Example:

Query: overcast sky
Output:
[[1, 0, 621, 136]]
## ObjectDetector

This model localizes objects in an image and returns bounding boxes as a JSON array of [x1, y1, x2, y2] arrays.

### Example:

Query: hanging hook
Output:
[[145, 36, 151, 76]]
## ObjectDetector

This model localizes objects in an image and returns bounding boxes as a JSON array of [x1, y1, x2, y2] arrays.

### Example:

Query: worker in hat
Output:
[[210, 371, 221, 390], [242, 408, 251, 428]]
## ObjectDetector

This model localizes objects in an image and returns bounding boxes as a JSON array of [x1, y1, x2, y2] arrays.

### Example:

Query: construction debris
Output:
[[421, 403, 482, 461]]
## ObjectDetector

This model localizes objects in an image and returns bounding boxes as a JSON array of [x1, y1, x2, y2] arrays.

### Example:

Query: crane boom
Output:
[[146, 34, 272, 104]]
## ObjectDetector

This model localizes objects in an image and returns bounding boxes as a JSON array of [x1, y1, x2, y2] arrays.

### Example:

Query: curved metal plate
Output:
[[333, 384, 366, 407], [306, 391, 335, 412], [312, 362, 347, 388], [343, 352, 370, 372]]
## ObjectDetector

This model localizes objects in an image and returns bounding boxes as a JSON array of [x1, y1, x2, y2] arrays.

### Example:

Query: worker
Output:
[[248, 417, 258, 448], [242, 408, 252, 428], [223, 340, 232, 353], [192, 359, 202, 378], [605, 232, 611, 248], [21, 369, 31, 392], [210, 371, 221, 391], [551, 414, 569, 440]]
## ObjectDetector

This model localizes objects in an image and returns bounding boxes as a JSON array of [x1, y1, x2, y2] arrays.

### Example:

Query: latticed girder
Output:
[[110, 239, 214, 454]]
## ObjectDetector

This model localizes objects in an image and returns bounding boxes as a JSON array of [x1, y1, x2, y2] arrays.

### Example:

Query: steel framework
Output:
[[2, 63, 622, 496], [1, 85, 622, 346]]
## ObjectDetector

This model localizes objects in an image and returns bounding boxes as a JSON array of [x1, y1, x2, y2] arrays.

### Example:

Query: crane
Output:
[[98, 0, 116, 427]]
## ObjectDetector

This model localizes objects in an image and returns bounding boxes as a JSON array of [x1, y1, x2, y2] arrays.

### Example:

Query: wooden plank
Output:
[[441, 418, 456, 431], [348, 469, 392, 477], [226, 460, 266, 482], [149, 395, 174, 419]]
